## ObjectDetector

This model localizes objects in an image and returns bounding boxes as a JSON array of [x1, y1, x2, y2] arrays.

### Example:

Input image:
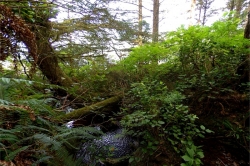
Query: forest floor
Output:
[[195, 95, 249, 166], [200, 137, 249, 166]]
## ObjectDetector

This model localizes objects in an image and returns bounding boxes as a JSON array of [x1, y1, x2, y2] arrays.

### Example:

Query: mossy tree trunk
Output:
[[35, 23, 73, 87], [57, 95, 122, 121], [152, 0, 159, 42], [237, 11, 250, 85]]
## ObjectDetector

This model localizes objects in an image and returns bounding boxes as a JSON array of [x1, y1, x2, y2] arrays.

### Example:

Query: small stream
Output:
[[76, 128, 137, 165], [64, 106, 137, 166], [61, 100, 249, 166]]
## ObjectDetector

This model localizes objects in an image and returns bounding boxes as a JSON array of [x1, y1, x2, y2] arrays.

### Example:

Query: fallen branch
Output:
[[57, 95, 123, 121]]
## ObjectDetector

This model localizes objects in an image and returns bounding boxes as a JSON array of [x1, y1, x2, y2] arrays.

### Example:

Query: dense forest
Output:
[[0, 0, 249, 166]]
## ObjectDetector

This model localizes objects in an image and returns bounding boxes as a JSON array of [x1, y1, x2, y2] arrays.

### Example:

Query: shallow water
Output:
[[76, 128, 137, 165]]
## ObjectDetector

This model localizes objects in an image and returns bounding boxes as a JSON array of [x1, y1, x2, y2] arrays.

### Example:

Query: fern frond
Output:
[[0, 134, 18, 143], [33, 133, 61, 151], [36, 116, 54, 128], [58, 126, 103, 139], [5, 145, 30, 161], [57, 126, 103, 140], [0, 77, 33, 85], [53, 147, 82, 166], [31, 156, 52, 166], [0, 128, 19, 134], [18, 99, 54, 115], [15, 125, 51, 134], [43, 97, 58, 104], [0, 142, 7, 152], [0, 77, 11, 84], [0, 99, 12, 105]]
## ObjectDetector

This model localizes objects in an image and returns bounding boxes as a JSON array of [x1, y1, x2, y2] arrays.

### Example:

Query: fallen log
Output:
[[57, 95, 123, 121]]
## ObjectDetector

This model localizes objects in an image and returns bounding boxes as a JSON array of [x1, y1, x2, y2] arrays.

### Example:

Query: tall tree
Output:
[[138, 0, 143, 45], [237, 10, 250, 85], [0, 0, 137, 88], [236, 0, 245, 17], [196, 0, 215, 25], [189, 0, 196, 26], [152, 0, 159, 42], [226, 0, 249, 20], [244, 11, 250, 38], [0, 3, 38, 77], [227, 0, 235, 11]]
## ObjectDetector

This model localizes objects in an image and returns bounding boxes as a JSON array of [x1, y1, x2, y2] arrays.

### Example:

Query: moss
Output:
[[57, 95, 122, 121]]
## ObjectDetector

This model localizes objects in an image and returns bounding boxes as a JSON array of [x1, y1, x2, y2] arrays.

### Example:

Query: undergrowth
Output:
[[0, 77, 103, 165], [120, 80, 213, 165]]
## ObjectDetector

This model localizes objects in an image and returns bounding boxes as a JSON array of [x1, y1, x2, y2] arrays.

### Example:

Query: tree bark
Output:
[[244, 12, 250, 39], [152, 0, 159, 42], [237, 11, 250, 86], [189, 0, 196, 26], [202, 0, 208, 25], [227, 0, 235, 11], [57, 95, 123, 121], [35, 23, 73, 87], [138, 0, 143, 45], [235, 0, 244, 18]]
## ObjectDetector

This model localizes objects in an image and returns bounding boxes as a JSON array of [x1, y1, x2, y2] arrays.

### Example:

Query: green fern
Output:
[[55, 126, 103, 140], [0, 114, 102, 165], [34, 133, 62, 150], [0, 99, 13, 105], [5, 145, 30, 161], [0, 134, 18, 143], [0, 77, 102, 165], [15, 125, 51, 134], [31, 156, 52, 166], [18, 99, 56, 117]]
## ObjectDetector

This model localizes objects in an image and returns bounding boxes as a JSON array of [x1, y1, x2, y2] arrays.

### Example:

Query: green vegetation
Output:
[[0, 1, 249, 165], [0, 78, 103, 165], [120, 80, 212, 165]]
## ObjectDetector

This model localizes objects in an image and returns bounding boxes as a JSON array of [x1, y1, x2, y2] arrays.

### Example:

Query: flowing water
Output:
[[76, 128, 137, 165]]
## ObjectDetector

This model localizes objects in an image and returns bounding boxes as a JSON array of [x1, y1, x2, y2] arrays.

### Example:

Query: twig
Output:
[[217, 158, 226, 166]]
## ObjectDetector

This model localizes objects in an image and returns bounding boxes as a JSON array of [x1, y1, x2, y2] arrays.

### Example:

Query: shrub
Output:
[[120, 80, 212, 165]]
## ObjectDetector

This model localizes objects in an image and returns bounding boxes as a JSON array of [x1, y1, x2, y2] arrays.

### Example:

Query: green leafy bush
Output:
[[120, 80, 212, 165], [163, 17, 249, 99]]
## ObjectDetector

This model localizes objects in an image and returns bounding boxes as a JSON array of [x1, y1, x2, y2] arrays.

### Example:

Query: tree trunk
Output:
[[138, 0, 143, 45], [244, 11, 250, 39], [35, 23, 73, 87], [152, 0, 159, 42], [235, 0, 244, 18], [227, 0, 245, 18], [237, 11, 250, 86], [57, 95, 123, 121], [189, 0, 196, 26], [197, 0, 202, 25], [227, 0, 235, 11], [202, 0, 208, 25]]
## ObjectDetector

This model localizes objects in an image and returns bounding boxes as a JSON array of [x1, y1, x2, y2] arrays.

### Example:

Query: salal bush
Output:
[[113, 43, 178, 82], [120, 80, 212, 165], [164, 16, 249, 98]]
